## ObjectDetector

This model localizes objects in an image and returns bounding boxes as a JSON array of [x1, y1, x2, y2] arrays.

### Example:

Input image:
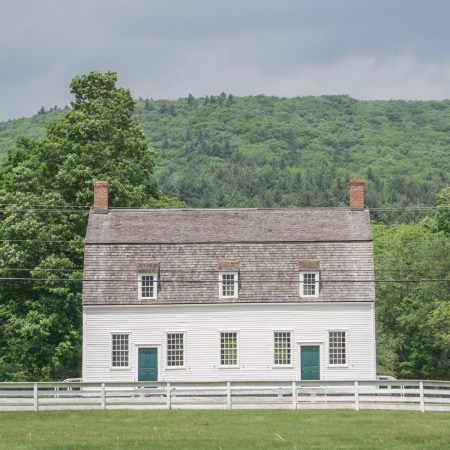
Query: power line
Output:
[[0, 277, 448, 284], [369, 206, 446, 211], [0, 237, 448, 244], [0, 239, 84, 243], [0, 267, 449, 273], [0, 209, 89, 214], [0, 205, 448, 213], [0, 204, 89, 209]]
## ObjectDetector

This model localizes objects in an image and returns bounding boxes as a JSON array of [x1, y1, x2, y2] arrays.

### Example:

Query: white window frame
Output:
[[299, 271, 320, 298], [328, 330, 348, 367], [166, 332, 186, 369], [273, 330, 293, 367], [219, 272, 239, 299], [219, 330, 239, 368], [110, 332, 131, 370], [138, 272, 158, 299]]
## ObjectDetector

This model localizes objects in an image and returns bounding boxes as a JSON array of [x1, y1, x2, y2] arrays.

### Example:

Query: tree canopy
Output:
[[0, 71, 182, 380], [0, 79, 448, 381], [1, 94, 449, 220]]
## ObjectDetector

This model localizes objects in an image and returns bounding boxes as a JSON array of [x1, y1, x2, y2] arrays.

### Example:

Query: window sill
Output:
[[327, 365, 349, 368], [272, 365, 294, 369], [110, 367, 132, 371], [165, 366, 187, 370], [138, 297, 157, 300], [218, 365, 240, 369]]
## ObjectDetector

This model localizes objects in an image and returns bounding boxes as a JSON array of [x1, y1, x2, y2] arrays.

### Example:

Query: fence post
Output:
[[419, 381, 425, 412], [33, 383, 38, 412], [101, 383, 106, 410], [166, 383, 171, 410], [354, 381, 359, 411], [292, 381, 297, 410], [227, 382, 231, 410]]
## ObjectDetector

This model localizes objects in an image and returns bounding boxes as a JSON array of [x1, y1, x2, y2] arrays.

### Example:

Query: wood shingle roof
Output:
[[85, 208, 372, 244]]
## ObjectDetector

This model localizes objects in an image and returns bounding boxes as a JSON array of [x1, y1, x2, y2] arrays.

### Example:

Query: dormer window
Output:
[[138, 273, 158, 299], [300, 272, 320, 297], [298, 259, 320, 298], [219, 272, 239, 298]]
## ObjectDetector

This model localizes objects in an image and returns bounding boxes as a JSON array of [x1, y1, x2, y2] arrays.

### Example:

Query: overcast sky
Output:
[[1, 0, 450, 121]]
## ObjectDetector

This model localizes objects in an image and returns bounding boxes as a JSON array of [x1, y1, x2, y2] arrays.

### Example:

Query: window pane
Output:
[[141, 275, 154, 298], [112, 334, 129, 367], [301, 272, 319, 296], [302, 273, 316, 296], [167, 333, 184, 366], [329, 331, 346, 365], [221, 332, 238, 365], [222, 274, 235, 297], [274, 332, 291, 365]]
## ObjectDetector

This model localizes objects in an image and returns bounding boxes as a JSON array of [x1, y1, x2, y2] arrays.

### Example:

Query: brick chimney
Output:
[[349, 179, 365, 209], [93, 181, 109, 213]]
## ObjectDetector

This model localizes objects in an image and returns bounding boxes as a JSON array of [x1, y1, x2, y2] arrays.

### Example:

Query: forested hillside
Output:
[[1, 95, 449, 216], [0, 80, 449, 381]]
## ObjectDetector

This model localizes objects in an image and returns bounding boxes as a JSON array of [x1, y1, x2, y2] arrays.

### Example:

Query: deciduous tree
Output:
[[0, 71, 182, 380]]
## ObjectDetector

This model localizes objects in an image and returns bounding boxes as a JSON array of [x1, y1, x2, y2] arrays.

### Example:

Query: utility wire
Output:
[[0, 203, 91, 209], [0, 267, 449, 273], [0, 206, 449, 213], [0, 239, 84, 243], [0, 277, 448, 284], [0, 237, 448, 243]]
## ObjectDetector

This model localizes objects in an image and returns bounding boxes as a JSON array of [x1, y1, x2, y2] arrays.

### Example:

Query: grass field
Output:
[[0, 410, 449, 449]]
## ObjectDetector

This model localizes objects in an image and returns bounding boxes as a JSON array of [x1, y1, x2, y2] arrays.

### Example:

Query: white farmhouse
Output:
[[82, 180, 376, 382]]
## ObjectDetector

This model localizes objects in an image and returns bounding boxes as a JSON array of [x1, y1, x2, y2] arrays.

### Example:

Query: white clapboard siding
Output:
[[83, 302, 375, 382]]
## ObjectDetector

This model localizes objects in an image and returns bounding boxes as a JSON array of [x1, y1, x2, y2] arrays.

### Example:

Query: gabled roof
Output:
[[85, 208, 372, 244]]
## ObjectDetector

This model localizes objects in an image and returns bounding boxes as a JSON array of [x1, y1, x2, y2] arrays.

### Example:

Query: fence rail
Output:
[[0, 380, 449, 412]]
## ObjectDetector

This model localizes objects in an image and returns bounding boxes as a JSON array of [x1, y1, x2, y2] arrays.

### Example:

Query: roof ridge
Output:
[[106, 207, 369, 212]]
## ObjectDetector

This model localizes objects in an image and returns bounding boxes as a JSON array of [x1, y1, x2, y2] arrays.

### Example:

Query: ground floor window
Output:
[[167, 333, 185, 367], [220, 332, 238, 366], [111, 333, 129, 367], [274, 331, 292, 365], [329, 331, 346, 365]]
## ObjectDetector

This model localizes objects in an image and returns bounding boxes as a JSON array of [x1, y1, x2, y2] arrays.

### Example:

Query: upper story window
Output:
[[329, 331, 347, 365], [111, 333, 130, 367], [219, 272, 239, 298], [274, 331, 292, 366], [138, 273, 158, 299], [300, 272, 320, 297]]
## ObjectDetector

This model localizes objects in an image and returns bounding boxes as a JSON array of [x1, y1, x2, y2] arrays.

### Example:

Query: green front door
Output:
[[138, 348, 158, 381], [301, 345, 320, 380]]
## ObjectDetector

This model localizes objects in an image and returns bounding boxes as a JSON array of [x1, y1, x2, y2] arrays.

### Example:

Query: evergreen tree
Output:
[[159, 102, 168, 114]]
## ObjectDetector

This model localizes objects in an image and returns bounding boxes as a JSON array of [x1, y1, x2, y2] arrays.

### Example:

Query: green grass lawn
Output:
[[0, 410, 449, 449]]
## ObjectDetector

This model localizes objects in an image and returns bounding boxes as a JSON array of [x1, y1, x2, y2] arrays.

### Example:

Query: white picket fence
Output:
[[0, 380, 449, 412]]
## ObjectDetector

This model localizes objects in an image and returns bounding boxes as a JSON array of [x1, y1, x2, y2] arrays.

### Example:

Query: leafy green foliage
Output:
[[0, 71, 182, 381], [0, 85, 448, 380], [374, 214, 450, 379], [432, 187, 450, 234], [2, 95, 449, 217]]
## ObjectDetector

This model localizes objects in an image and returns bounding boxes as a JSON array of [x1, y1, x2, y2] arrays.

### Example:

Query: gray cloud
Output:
[[1, 0, 450, 121]]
